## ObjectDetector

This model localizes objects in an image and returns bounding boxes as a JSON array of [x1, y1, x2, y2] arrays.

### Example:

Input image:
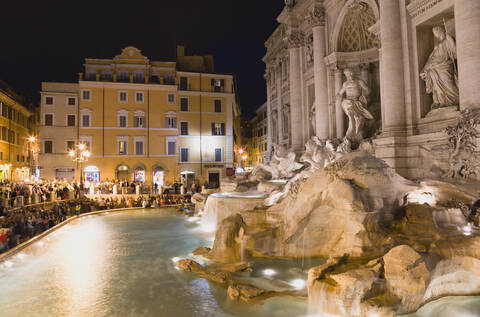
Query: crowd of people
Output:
[[0, 179, 193, 255]]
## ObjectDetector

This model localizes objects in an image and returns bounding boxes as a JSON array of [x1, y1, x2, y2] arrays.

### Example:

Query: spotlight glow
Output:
[[263, 269, 277, 276], [3, 261, 13, 268], [171, 257, 181, 263], [289, 279, 306, 290], [37, 241, 44, 247], [16, 253, 25, 260]]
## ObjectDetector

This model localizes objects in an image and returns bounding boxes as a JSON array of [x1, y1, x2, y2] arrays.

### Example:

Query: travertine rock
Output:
[[176, 259, 205, 273], [191, 246, 211, 257], [227, 283, 266, 303], [383, 245, 430, 311], [208, 214, 246, 263]]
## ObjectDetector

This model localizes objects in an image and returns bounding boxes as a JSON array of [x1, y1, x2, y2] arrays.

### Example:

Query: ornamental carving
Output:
[[307, 7, 326, 27], [286, 30, 304, 49]]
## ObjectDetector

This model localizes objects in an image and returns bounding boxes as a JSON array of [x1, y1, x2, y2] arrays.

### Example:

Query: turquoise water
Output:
[[0, 209, 307, 317], [0, 209, 479, 317]]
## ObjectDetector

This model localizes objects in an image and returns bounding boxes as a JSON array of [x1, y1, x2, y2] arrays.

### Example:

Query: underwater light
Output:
[[289, 279, 306, 290], [263, 269, 277, 276], [16, 253, 25, 260], [171, 257, 181, 263], [37, 241, 44, 247], [3, 260, 13, 268]]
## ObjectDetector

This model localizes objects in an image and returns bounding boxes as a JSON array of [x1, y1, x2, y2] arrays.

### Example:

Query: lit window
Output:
[[166, 116, 177, 129], [134, 116, 145, 128], [211, 122, 225, 136], [118, 141, 127, 155]]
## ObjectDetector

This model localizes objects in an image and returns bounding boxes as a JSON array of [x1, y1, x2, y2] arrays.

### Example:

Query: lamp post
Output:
[[68, 143, 90, 186], [27, 136, 39, 181]]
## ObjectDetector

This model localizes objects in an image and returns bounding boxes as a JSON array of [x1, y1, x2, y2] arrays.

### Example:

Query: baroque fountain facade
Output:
[[182, 1, 480, 315]]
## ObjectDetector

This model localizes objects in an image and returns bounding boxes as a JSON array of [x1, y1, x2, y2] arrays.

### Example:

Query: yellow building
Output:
[[40, 46, 241, 188], [0, 81, 37, 181]]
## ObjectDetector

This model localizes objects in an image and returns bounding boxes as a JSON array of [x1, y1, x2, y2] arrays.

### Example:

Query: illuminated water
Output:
[[0, 209, 307, 317]]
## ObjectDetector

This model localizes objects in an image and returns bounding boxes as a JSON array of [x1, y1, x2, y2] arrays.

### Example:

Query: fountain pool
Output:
[[0, 209, 307, 317]]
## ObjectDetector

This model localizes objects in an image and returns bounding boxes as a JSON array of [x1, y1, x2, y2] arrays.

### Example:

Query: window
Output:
[[44, 114, 53, 126], [211, 122, 225, 136], [134, 72, 145, 83], [166, 116, 177, 129], [0, 152, 2, 160], [119, 115, 127, 128], [134, 116, 145, 128], [67, 97, 76, 106], [44, 140, 53, 154], [180, 148, 189, 162], [167, 93, 175, 104], [214, 148, 222, 162], [214, 100, 222, 113], [211, 78, 225, 92], [135, 92, 144, 103], [45, 96, 54, 105], [82, 115, 90, 127], [16, 155, 19, 162], [1, 127, 6, 141], [81, 90, 91, 101], [135, 141, 144, 155], [67, 115, 76, 127], [179, 77, 188, 90], [180, 121, 189, 135], [118, 141, 127, 155], [167, 139, 176, 155], [118, 71, 129, 82], [67, 141, 75, 151], [179, 98, 189, 112], [119, 91, 128, 102]]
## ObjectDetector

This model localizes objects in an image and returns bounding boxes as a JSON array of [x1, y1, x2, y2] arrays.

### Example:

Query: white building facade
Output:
[[39, 82, 79, 180], [264, 0, 480, 178]]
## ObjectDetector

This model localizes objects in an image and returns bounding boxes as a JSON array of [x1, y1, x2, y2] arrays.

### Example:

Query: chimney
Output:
[[177, 45, 185, 57]]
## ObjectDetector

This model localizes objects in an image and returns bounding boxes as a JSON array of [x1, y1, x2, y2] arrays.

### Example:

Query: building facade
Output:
[[0, 81, 37, 181], [264, 0, 480, 178], [39, 83, 78, 180], [255, 102, 269, 164], [40, 46, 241, 187]]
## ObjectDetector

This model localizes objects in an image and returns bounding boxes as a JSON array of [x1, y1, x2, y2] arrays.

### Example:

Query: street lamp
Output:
[[69, 143, 90, 186], [27, 136, 39, 180]]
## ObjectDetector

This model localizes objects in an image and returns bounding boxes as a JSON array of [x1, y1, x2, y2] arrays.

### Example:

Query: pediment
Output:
[[114, 47, 149, 64]]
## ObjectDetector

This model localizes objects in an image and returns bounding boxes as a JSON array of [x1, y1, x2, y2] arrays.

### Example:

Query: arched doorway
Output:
[[152, 165, 165, 187], [133, 164, 146, 183], [116, 164, 129, 182]]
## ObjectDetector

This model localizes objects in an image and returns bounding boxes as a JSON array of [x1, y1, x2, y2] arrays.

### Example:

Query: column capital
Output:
[[286, 29, 305, 49], [307, 7, 326, 28]]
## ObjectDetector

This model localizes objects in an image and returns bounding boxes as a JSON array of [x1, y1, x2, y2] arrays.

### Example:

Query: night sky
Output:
[[0, 0, 285, 119]]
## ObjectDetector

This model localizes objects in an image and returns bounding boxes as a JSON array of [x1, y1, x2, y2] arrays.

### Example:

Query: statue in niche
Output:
[[336, 68, 374, 144], [310, 102, 316, 133], [420, 26, 459, 110], [305, 35, 314, 67]]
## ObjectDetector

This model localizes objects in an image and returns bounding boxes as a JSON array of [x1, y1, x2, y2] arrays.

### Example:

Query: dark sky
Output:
[[0, 0, 285, 119]]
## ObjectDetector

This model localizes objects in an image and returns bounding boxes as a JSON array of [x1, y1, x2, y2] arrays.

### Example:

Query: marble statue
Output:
[[310, 103, 316, 133], [336, 68, 374, 144], [251, 144, 302, 180], [420, 26, 459, 110]]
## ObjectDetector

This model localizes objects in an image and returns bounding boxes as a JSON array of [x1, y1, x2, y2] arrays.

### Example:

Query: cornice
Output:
[[406, 0, 445, 18]]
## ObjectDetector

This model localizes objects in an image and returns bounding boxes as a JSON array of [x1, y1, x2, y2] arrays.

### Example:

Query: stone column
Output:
[[265, 73, 273, 157], [455, 0, 480, 109], [360, 64, 369, 85], [379, 1, 406, 134], [310, 7, 329, 140], [334, 67, 344, 138], [287, 29, 304, 151]]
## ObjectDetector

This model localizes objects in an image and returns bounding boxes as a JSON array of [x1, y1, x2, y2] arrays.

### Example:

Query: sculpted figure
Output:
[[420, 26, 459, 110], [336, 68, 374, 144], [251, 144, 302, 180], [310, 103, 316, 133]]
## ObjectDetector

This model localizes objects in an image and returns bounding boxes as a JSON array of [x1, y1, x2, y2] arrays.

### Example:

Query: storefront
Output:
[[133, 164, 146, 183], [84, 165, 100, 183], [0, 164, 11, 181], [180, 171, 195, 189]]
